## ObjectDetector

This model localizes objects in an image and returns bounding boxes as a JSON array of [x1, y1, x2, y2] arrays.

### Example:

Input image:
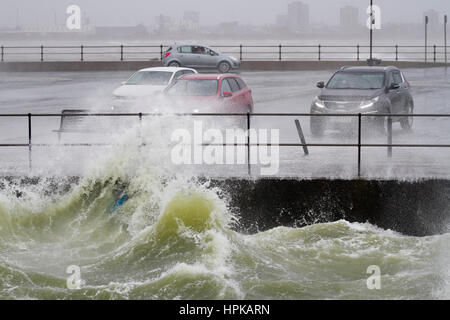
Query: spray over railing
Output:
[[1, 112, 450, 177]]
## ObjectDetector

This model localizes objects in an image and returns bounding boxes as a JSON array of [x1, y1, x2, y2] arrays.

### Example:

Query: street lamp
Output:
[[445, 15, 448, 65], [369, 0, 373, 60], [425, 15, 429, 62]]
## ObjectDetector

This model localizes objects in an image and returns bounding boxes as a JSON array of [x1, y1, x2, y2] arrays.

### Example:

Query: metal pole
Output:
[[81, 45, 84, 62], [434, 44, 437, 62], [240, 44, 243, 61], [445, 15, 448, 65], [247, 112, 251, 175], [120, 45, 123, 61], [387, 116, 393, 158], [358, 113, 362, 178], [370, 0, 373, 60], [279, 44, 282, 61], [295, 119, 309, 155], [357, 44, 360, 61], [40, 45, 44, 62], [160, 44, 163, 60], [425, 16, 429, 62], [395, 44, 398, 61], [1, 46, 3, 62], [318, 44, 321, 61], [28, 113, 32, 171]]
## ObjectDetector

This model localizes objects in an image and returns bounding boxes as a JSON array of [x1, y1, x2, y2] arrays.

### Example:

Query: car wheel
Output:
[[168, 61, 180, 67], [310, 117, 325, 137], [400, 104, 414, 130], [218, 61, 231, 73]]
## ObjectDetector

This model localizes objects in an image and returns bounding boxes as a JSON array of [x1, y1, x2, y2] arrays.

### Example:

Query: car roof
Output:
[[338, 66, 399, 73], [136, 67, 196, 73], [177, 73, 240, 80]]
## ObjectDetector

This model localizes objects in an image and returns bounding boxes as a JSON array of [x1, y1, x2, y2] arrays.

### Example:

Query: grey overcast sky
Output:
[[0, 0, 449, 27]]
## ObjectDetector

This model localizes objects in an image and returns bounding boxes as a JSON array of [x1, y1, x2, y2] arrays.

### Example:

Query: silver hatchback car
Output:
[[162, 44, 240, 73]]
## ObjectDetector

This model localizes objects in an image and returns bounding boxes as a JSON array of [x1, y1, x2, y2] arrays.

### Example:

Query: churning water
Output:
[[0, 122, 449, 300]]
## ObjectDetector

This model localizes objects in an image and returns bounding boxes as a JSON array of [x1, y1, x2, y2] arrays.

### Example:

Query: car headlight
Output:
[[230, 56, 238, 62], [314, 97, 326, 108], [360, 96, 379, 109]]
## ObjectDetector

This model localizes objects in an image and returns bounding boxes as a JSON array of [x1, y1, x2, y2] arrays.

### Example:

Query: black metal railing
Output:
[[0, 44, 449, 63], [1, 112, 450, 177]]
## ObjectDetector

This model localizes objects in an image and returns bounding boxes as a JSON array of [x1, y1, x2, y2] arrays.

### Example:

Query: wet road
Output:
[[0, 67, 450, 178]]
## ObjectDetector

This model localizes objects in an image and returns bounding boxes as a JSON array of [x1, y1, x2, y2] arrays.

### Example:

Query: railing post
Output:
[[279, 44, 282, 61], [1, 46, 3, 62], [160, 44, 163, 60], [357, 44, 360, 61], [28, 113, 32, 172], [138, 112, 143, 144], [81, 45, 84, 61], [387, 116, 393, 158], [434, 45, 437, 62], [395, 45, 399, 61], [318, 44, 321, 61], [120, 45, 124, 61], [247, 112, 251, 175], [239, 44, 243, 61], [40, 45, 44, 62], [358, 113, 362, 178]]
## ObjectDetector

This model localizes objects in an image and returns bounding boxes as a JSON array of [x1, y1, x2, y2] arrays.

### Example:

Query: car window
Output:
[[327, 72, 385, 89], [227, 78, 240, 92], [221, 79, 232, 95], [192, 46, 206, 54], [173, 71, 184, 80], [393, 72, 403, 84], [179, 46, 193, 54], [126, 71, 173, 85], [236, 78, 247, 90], [166, 80, 218, 96]]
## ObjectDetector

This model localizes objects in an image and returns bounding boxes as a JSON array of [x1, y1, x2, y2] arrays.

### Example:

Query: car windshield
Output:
[[166, 80, 218, 96], [126, 71, 173, 85], [327, 72, 385, 89]]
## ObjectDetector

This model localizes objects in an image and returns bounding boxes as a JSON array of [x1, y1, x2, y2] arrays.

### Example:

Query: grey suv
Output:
[[310, 66, 414, 136], [162, 44, 240, 73]]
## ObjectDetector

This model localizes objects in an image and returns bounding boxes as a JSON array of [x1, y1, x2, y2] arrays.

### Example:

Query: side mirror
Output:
[[210, 51, 215, 56], [223, 91, 233, 98], [317, 81, 325, 89], [389, 83, 400, 90], [121, 82, 127, 85]]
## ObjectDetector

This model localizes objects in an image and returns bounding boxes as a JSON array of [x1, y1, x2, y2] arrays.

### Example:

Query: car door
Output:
[[227, 78, 245, 110], [177, 46, 196, 67], [386, 71, 403, 114], [201, 47, 220, 67], [220, 78, 235, 111]]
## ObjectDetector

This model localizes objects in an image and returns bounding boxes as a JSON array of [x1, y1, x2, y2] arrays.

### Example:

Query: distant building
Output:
[[340, 6, 359, 29], [183, 11, 200, 32], [424, 9, 439, 31], [155, 14, 174, 33], [287, 1, 309, 31]]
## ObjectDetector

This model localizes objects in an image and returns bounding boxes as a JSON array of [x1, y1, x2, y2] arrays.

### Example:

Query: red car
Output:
[[164, 74, 254, 113]]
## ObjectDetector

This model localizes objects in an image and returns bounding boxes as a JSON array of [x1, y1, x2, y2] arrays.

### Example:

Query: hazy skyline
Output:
[[1, 0, 450, 28]]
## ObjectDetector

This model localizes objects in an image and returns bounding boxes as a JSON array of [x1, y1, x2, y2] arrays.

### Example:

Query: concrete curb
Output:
[[0, 60, 447, 72]]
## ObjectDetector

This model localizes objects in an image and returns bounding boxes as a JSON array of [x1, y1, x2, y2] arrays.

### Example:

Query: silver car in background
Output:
[[162, 44, 240, 73]]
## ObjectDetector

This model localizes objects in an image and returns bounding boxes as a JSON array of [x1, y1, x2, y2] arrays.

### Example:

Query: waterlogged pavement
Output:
[[0, 68, 450, 178]]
